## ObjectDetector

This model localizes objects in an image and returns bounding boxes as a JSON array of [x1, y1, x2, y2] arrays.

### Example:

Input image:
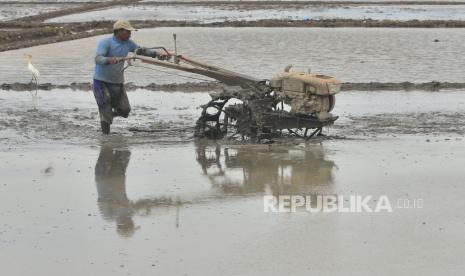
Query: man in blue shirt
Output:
[[93, 20, 167, 134]]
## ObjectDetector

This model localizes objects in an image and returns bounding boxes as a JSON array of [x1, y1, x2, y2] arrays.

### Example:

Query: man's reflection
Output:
[[95, 144, 135, 237], [94, 141, 182, 237]]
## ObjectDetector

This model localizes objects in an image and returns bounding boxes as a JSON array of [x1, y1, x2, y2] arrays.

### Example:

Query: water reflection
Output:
[[195, 141, 336, 196], [94, 139, 336, 237], [95, 143, 135, 237], [95, 139, 180, 237]]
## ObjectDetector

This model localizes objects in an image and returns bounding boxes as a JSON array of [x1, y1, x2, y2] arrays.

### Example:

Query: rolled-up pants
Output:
[[93, 79, 131, 124]]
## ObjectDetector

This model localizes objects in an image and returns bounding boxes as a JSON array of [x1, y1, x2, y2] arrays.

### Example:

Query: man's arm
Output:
[[95, 39, 110, 64], [129, 39, 166, 58], [95, 39, 118, 65]]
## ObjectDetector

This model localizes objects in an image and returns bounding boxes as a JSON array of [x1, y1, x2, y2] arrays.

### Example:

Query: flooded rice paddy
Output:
[[2, 3, 465, 273], [1, 27, 465, 85]]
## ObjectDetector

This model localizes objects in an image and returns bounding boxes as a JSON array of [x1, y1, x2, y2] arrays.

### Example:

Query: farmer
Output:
[[93, 20, 169, 134]]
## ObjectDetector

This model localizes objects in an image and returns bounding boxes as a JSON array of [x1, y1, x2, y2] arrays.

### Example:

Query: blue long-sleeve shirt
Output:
[[93, 36, 139, 84]]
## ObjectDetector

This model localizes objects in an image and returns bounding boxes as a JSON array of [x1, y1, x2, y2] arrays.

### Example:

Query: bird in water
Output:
[[25, 53, 39, 95]]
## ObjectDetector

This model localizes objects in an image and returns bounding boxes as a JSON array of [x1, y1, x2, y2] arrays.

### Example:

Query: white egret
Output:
[[25, 53, 39, 95]]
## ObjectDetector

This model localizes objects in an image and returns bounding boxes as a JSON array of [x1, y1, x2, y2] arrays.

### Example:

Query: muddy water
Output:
[[46, 4, 465, 23], [1, 27, 464, 85], [1, 134, 464, 275], [1, 88, 465, 274]]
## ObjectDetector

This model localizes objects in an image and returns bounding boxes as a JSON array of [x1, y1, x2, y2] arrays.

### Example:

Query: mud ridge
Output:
[[341, 81, 465, 91], [0, 81, 224, 92], [2, 81, 465, 92]]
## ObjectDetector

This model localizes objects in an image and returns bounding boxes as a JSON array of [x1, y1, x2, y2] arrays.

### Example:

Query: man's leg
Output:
[[93, 80, 114, 134], [114, 83, 131, 118]]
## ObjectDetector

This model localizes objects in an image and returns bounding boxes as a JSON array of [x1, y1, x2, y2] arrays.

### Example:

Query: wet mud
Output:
[[0, 90, 209, 147], [336, 112, 465, 136], [1, 89, 463, 147]]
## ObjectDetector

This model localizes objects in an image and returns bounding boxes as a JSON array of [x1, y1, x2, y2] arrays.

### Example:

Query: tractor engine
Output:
[[271, 71, 341, 120]]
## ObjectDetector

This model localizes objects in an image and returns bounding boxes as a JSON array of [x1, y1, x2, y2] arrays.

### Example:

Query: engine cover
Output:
[[271, 71, 341, 119]]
